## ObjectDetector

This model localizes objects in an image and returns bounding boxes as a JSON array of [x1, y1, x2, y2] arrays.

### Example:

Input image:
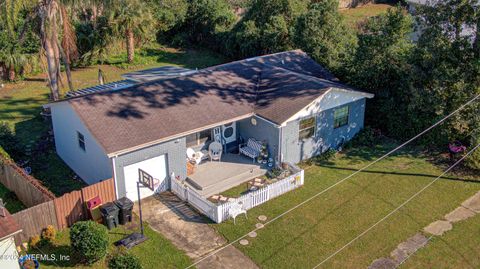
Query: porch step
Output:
[[186, 177, 203, 191]]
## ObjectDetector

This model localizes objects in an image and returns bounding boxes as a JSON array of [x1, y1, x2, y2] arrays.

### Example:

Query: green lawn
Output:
[[0, 183, 25, 213], [210, 142, 480, 268], [30, 220, 192, 269], [340, 3, 394, 29], [401, 212, 480, 268], [0, 45, 225, 196]]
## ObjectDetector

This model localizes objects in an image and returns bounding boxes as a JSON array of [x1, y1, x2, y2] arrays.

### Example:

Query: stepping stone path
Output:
[[368, 258, 397, 269], [390, 233, 429, 263], [258, 215, 267, 222], [368, 190, 480, 268], [444, 206, 475, 223], [248, 231, 257, 238], [461, 191, 480, 213], [239, 239, 249, 246], [423, 220, 452, 236], [255, 223, 264, 229]]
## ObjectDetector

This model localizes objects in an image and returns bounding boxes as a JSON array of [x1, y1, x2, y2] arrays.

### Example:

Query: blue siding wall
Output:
[[281, 98, 366, 163], [237, 116, 280, 163], [113, 137, 187, 198]]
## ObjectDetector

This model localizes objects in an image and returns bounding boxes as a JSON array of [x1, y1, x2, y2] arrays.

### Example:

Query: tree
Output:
[[109, 0, 153, 63], [410, 0, 480, 147], [346, 6, 415, 135], [226, 0, 308, 58], [37, 0, 79, 99], [294, 0, 356, 71]]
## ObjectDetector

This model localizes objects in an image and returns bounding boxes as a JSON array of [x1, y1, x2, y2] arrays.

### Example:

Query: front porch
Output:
[[186, 154, 267, 198]]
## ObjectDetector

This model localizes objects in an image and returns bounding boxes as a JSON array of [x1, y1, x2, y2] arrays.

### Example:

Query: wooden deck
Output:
[[186, 154, 267, 197]]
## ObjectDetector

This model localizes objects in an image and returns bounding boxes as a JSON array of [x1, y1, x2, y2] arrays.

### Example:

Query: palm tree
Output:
[[37, 0, 78, 100], [109, 0, 152, 63]]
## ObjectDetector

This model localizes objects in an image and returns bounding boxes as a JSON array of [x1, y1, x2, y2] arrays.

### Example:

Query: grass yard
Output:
[[0, 182, 25, 213], [30, 220, 192, 269], [0, 45, 225, 195], [210, 141, 480, 268], [340, 3, 394, 29], [401, 213, 480, 268]]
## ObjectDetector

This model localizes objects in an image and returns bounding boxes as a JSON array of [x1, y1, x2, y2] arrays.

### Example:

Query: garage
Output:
[[123, 154, 168, 201]]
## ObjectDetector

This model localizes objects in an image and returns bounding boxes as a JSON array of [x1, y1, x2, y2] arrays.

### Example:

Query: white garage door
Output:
[[123, 155, 167, 201]]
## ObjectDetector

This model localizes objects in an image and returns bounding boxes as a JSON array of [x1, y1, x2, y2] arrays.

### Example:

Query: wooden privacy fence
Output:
[[54, 178, 116, 228], [11, 178, 116, 243], [172, 163, 305, 223], [0, 157, 55, 207]]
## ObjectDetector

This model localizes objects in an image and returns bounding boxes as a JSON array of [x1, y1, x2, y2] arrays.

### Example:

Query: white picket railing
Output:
[[171, 163, 304, 223]]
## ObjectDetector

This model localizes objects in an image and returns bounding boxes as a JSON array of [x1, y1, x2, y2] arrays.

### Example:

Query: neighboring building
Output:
[[0, 209, 22, 269], [45, 50, 373, 201]]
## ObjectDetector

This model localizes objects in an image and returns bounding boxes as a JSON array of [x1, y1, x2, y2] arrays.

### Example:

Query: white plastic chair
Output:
[[208, 142, 222, 161], [186, 148, 204, 165], [229, 201, 247, 225]]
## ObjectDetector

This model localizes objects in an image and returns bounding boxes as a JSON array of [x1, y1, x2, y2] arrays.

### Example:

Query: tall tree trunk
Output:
[[56, 38, 74, 91], [126, 29, 134, 63], [7, 66, 15, 81], [44, 36, 60, 101]]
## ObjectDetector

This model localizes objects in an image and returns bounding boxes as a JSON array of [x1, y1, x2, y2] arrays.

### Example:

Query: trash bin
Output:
[[99, 202, 119, 230], [114, 197, 134, 225]]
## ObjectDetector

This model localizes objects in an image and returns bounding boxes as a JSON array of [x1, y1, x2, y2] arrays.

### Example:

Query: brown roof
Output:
[[64, 50, 364, 155], [0, 209, 22, 241]]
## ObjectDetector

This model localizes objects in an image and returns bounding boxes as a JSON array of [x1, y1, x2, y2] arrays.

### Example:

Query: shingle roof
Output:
[[63, 50, 365, 155], [0, 209, 22, 241]]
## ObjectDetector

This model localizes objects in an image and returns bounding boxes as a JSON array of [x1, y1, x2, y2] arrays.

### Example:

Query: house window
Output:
[[186, 129, 212, 147], [77, 131, 86, 151], [299, 117, 315, 140], [334, 106, 349, 128]]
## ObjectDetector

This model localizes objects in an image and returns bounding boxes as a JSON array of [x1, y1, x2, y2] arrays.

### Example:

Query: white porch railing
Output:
[[171, 163, 304, 223]]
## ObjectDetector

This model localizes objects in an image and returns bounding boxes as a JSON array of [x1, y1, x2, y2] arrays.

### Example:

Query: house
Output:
[[45, 50, 373, 201], [0, 208, 22, 269]]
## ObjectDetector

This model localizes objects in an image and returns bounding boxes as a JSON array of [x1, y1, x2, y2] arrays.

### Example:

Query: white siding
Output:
[[0, 237, 20, 269], [50, 102, 112, 184]]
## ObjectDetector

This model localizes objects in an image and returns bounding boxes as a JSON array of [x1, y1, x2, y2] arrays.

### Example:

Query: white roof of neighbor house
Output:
[[65, 80, 135, 98], [121, 66, 196, 83]]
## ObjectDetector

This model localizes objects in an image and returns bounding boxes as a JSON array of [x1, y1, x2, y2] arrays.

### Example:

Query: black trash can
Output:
[[100, 202, 120, 230], [114, 197, 134, 225]]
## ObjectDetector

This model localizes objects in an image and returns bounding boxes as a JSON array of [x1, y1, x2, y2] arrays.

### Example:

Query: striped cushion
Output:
[[247, 139, 262, 153]]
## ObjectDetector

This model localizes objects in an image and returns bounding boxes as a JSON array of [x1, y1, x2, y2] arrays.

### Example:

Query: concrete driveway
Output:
[[135, 192, 258, 269]]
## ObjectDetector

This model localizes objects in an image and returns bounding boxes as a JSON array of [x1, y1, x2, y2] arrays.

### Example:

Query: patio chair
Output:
[[186, 148, 204, 165], [229, 201, 247, 225], [239, 138, 262, 162], [208, 142, 223, 161]]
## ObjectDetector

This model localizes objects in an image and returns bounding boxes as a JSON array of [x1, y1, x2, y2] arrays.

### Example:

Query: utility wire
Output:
[[312, 142, 480, 268], [186, 93, 480, 269]]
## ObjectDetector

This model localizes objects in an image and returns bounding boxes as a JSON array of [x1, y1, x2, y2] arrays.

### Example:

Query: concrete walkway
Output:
[[135, 192, 259, 269], [369, 190, 480, 269]]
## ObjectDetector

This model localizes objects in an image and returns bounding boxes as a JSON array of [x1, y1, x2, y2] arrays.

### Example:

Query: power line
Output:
[[312, 142, 480, 268], [185, 93, 480, 269]]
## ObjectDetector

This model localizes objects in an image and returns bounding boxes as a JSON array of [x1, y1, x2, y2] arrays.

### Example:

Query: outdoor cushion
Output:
[[240, 138, 262, 160]]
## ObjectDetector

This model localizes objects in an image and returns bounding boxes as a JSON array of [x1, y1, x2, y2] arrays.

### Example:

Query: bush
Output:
[[29, 235, 41, 248], [0, 123, 24, 160], [70, 221, 109, 264], [108, 251, 143, 269], [466, 134, 480, 170], [41, 225, 56, 243], [344, 126, 377, 148]]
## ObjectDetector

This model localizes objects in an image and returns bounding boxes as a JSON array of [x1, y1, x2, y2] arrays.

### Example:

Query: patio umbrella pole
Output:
[[137, 181, 144, 235]]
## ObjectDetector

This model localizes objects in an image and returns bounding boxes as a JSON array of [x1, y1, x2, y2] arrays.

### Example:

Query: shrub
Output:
[[108, 251, 143, 269], [466, 134, 480, 170], [41, 225, 56, 243], [344, 126, 376, 148], [29, 235, 41, 248], [70, 221, 109, 264], [0, 123, 24, 160]]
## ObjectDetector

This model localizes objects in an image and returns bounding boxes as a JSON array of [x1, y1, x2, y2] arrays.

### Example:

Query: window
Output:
[[334, 106, 349, 128], [186, 129, 212, 147], [77, 131, 86, 151], [299, 117, 315, 140]]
